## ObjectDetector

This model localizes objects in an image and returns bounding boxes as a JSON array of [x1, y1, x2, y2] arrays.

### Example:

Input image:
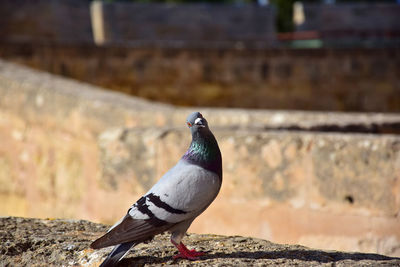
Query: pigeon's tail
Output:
[[99, 241, 137, 267]]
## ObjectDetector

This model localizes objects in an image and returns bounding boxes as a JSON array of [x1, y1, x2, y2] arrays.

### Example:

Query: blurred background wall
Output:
[[1, 0, 399, 111], [0, 0, 399, 257]]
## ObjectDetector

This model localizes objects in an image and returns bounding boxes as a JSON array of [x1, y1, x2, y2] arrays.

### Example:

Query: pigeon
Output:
[[91, 112, 223, 267]]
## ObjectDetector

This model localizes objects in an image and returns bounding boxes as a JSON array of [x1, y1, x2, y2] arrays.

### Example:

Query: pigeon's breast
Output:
[[174, 163, 221, 210], [145, 160, 221, 223]]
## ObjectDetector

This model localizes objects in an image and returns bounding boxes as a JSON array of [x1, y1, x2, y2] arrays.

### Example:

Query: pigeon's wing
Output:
[[90, 214, 174, 249]]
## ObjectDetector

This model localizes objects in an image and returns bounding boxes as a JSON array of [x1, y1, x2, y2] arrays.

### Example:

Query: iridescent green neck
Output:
[[182, 130, 222, 178]]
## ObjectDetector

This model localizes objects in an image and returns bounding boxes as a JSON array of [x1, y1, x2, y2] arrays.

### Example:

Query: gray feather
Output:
[[99, 241, 136, 267]]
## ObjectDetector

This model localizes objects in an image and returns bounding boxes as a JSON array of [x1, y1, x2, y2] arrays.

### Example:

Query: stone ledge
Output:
[[1, 216, 399, 267], [0, 59, 173, 134], [1, 59, 400, 135]]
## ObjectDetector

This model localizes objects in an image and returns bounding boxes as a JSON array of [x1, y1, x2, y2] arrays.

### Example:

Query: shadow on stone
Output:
[[120, 248, 399, 266], [204, 249, 399, 262]]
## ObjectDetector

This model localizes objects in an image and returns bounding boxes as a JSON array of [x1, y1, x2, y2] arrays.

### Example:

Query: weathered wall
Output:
[[297, 4, 400, 46], [0, 0, 93, 44], [3, 0, 400, 47], [0, 0, 275, 46], [0, 60, 399, 257], [0, 1, 399, 112], [98, 2, 275, 45], [0, 44, 399, 112]]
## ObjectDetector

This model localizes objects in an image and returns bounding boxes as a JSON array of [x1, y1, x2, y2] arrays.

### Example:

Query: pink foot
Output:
[[172, 241, 205, 260]]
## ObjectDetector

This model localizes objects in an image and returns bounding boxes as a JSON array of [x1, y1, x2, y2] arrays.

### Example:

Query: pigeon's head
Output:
[[186, 112, 209, 132]]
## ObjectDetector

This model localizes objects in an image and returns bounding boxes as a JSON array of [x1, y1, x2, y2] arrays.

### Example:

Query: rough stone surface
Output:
[[1, 217, 399, 267]]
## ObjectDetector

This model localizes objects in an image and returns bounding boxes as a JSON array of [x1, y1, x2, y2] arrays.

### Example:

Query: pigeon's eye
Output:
[[187, 122, 192, 127]]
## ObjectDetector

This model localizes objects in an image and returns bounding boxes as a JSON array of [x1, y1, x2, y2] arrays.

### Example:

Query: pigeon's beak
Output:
[[194, 118, 205, 127]]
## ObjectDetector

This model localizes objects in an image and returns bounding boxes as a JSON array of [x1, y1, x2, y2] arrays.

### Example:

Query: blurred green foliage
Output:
[[270, 0, 296, 32]]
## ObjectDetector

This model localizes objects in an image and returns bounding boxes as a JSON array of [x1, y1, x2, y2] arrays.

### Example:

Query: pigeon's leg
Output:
[[171, 240, 204, 260], [170, 221, 204, 260]]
